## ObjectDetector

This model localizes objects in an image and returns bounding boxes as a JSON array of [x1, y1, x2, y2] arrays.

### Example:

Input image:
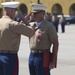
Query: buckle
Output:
[[31, 50, 42, 53], [31, 49, 50, 53]]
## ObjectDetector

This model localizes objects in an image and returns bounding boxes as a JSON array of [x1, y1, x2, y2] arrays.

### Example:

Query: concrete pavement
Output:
[[18, 24, 75, 75]]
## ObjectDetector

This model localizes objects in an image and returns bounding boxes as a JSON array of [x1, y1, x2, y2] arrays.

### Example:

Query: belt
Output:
[[0, 50, 17, 53], [31, 49, 50, 53]]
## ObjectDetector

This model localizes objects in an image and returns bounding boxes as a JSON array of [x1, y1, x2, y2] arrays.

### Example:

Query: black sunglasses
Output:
[[33, 10, 45, 15]]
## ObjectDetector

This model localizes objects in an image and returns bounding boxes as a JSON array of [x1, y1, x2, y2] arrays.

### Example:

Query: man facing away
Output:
[[28, 3, 59, 75], [0, 1, 35, 75]]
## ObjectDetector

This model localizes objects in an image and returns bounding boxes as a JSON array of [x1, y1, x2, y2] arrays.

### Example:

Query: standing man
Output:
[[0, 1, 35, 75], [28, 3, 59, 75], [59, 13, 66, 33], [51, 14, 59, 32]]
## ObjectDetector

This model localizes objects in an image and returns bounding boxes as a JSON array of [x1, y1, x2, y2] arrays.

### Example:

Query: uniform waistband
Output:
[[0, 50, 17, 53], [31, 49, 50, 53]]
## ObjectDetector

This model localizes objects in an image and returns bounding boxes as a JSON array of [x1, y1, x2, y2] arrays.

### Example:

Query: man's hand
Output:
[[17, 9, 29, 25], [25, 13, 32, 21]]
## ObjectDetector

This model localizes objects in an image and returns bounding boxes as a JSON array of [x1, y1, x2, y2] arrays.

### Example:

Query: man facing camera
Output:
[[28, 3, 59, 75]]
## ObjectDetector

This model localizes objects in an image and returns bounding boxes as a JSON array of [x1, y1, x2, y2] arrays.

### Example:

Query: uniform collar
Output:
[[2, 15, 11, 19], [36, 22, 42, 27]]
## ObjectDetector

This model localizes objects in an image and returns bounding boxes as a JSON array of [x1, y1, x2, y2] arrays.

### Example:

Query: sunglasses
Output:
[[33, 12, 40, 15], [33, 10, 45, 15]]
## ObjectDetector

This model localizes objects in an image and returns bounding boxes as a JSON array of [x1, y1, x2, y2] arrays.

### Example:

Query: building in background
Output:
[[0, 0, 75, 17]]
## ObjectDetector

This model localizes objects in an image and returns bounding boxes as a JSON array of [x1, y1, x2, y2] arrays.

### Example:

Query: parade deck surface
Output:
[[19, 24, 75, 75]]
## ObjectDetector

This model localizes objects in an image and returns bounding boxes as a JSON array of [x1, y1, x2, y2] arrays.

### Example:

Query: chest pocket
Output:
[[35, 28, 46, 40]]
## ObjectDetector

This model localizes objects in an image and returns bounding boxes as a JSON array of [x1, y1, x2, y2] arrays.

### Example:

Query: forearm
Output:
[[18, 9, 30, 26], [52, 44, 58, 62], [27, 25, 35, 36], [52, 38, 59, 64]]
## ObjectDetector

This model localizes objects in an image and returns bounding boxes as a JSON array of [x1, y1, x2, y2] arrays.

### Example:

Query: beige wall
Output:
[[16, 0, 75, 15], [0, 0, 75, 15]]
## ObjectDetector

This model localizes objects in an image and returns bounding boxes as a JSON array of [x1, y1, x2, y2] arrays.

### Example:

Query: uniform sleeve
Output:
[[48, 23, 58, 43], [9, 21, 34, 37]]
